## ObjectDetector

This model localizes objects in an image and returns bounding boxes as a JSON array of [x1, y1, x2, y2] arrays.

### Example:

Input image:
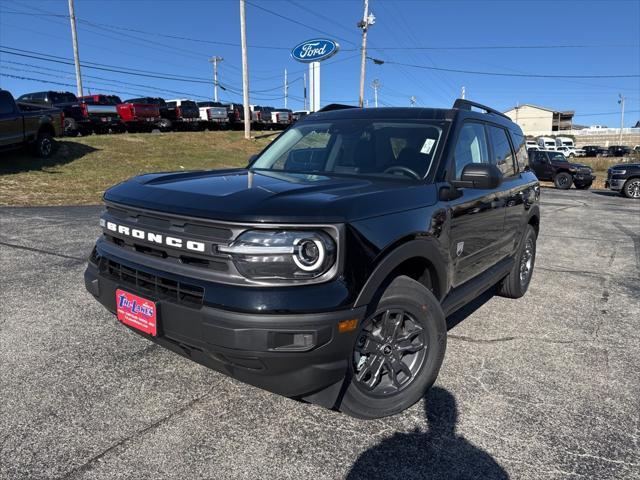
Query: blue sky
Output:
[[1, 0, 639, 127]]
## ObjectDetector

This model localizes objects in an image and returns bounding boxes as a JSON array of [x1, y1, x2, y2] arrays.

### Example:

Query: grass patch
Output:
[[0, 131, 272, 206]]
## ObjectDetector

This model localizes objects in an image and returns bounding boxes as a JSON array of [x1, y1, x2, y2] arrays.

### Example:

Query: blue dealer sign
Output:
[[291, 39, 339, 63]]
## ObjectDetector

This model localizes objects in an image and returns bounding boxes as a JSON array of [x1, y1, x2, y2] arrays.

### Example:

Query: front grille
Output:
[[98, 257, 204, 306], [103, 204, 234, 272]]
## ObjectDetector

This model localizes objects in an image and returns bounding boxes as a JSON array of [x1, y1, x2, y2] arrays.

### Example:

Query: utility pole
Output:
[[618, 93, 625, 141], [239, 0, 250, 139], [67, 0, 83, 97], [209, 56, 223, 102], [461, 86, 466, 99], [284, 69, 288, 109], [357, 0, 375, 108], [371, 79, 380, 108], [409, 96, 416, 107], [303, 72, 307, 111]]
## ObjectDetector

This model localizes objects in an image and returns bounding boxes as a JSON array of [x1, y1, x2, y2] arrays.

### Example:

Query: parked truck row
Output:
[[12, 90, 298, 136]]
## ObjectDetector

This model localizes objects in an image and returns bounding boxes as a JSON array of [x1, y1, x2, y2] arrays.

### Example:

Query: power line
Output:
[[369, 58, 640, 79], [245, 0, 358, 48]]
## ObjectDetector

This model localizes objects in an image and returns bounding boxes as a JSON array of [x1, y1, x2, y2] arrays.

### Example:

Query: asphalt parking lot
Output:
[[1, 188, 639, 480]]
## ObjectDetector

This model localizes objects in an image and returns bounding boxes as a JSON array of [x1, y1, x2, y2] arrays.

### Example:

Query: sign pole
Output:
[[239, 0, 251, 139]]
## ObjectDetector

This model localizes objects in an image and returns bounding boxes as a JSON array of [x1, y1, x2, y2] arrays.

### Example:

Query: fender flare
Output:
[[353, 238, 448, 309]]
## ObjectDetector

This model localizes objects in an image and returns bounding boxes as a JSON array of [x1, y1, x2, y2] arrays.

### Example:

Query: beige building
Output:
[[503, 104, 574, 135]]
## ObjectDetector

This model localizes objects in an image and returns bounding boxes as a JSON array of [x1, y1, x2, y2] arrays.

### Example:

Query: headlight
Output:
[[218, 230, 336, 281], [612, 169, 626, 175]]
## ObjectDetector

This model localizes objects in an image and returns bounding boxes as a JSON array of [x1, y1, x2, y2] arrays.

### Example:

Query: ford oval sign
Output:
[[291, 39, 339, 63]]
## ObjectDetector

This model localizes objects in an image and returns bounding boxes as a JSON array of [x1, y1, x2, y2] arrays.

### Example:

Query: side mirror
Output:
[[457, 163, 503, 189], [248, 154, 258, 165]]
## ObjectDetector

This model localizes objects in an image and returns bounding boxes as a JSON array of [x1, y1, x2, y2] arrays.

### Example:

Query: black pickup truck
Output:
[[605, 163, 640, 198], [16, 90, 92, 136], [85, 100, 540, 419], [0, 89, 63, 157]]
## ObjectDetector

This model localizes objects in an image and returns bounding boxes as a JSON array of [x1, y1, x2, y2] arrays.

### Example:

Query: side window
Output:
[[487, 126, 516, 177], [510, 131, 528, 172], [535, 151, 547, 163], [0, 91, 16, 114], [454, 122, 489, 179]]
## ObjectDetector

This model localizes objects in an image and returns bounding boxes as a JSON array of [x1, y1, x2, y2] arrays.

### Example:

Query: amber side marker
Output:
[[338, 318, 358, 333]]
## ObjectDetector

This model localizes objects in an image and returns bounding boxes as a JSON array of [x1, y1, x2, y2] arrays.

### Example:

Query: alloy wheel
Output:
[[520, 237, 534, 286], [627, 180, 640, 198], [40, 138, 52, 157], [353, 308, 427, 397]]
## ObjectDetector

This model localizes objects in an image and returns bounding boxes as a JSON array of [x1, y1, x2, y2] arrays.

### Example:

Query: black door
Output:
[[487, 125, 528, 257], [0, 91, 22, 147], [530, 150, 553, 181], [448, 121, 506, 287]]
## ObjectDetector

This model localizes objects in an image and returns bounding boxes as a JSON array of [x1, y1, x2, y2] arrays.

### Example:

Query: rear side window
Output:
[[0, 91, 16, 114], [487, 126, 516, 177], [454, 122, 489, 179], [510, 131, 528, 172]]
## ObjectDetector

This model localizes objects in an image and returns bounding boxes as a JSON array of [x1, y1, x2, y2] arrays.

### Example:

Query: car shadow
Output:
[[347, 386, 509, 479], [0, 140, 98, 174], [590, 190, 621, 198], [446, 286, 497, 331]]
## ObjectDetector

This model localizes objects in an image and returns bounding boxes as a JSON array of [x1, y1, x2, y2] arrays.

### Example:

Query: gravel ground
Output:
[[0, 188, 638, 480]]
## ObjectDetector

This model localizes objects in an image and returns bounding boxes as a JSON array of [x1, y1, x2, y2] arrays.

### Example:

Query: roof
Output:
[[504, 104, 574, 115]]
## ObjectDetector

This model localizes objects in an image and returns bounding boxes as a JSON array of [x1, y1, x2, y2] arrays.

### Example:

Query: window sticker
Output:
[[420, 138, 436, 154]]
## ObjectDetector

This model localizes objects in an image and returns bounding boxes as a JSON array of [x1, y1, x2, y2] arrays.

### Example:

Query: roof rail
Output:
[[452, 99, 511, 121], [317, 103, 358, 113]]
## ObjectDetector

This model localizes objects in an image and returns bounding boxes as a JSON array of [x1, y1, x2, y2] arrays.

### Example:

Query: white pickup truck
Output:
[[197, 102, 229, 129]]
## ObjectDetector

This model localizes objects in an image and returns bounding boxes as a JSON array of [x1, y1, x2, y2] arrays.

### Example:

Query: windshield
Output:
[[51, 93, 78, 104], [549, 153, 567, 162], [251, 119, 445, 180]]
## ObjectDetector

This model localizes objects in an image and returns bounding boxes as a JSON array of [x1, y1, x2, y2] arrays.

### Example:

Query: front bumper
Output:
[[573, 173, 596, 187], [605, 177, 625, 191], [84, 261, 366, 399]]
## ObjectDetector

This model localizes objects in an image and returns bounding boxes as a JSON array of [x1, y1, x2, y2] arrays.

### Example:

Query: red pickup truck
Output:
[[77, 95, 126, 134], [117, 97, 161, 132]]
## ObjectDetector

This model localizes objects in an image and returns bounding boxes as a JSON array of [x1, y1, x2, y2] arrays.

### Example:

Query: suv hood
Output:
[[611, 163, 640, 169], [104, 169, 438, 223], [551, 160, 591, 170]]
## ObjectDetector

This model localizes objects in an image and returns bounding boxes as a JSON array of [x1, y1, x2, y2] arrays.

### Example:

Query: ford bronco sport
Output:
[[85, 100, 540, 419]]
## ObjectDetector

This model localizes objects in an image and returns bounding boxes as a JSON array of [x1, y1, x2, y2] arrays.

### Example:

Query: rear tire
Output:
[[340, 276, 446, 419], [622, 178, 640, 199], [498, 225, 537, 299], [554, 172, 573, 190], [33, 132, 55, 158], [157, 119, 172, 132]]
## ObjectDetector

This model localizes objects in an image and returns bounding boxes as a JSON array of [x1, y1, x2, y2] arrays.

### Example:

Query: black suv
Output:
[[84, 100, 540, 419], [528, 149, 595, 190], [608, 145, 632, 157], [582, 145, 608, 157], [605, 163, 640, 198]]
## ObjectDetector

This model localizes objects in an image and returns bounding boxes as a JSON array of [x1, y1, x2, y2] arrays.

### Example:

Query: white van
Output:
[[537, 137, 556, 150], [555, 136, 575, 148]]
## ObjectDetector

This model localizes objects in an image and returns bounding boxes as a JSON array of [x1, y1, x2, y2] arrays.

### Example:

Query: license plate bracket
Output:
[[116, 289, 157, 336]]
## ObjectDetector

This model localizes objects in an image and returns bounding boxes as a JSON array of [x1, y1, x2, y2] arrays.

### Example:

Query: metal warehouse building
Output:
[[503, 104, 575, 135]]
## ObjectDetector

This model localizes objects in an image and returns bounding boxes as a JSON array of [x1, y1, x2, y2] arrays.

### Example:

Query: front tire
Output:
[[340, 276, 446, 419], [622, 178, 640, 199], [498, 225, 537, 299], [554, 172, 573, 190]]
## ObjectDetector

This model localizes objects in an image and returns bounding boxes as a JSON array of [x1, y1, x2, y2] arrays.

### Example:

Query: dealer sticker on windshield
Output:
[[420, 138, 436, 154], [116, 289, 157, 336]]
